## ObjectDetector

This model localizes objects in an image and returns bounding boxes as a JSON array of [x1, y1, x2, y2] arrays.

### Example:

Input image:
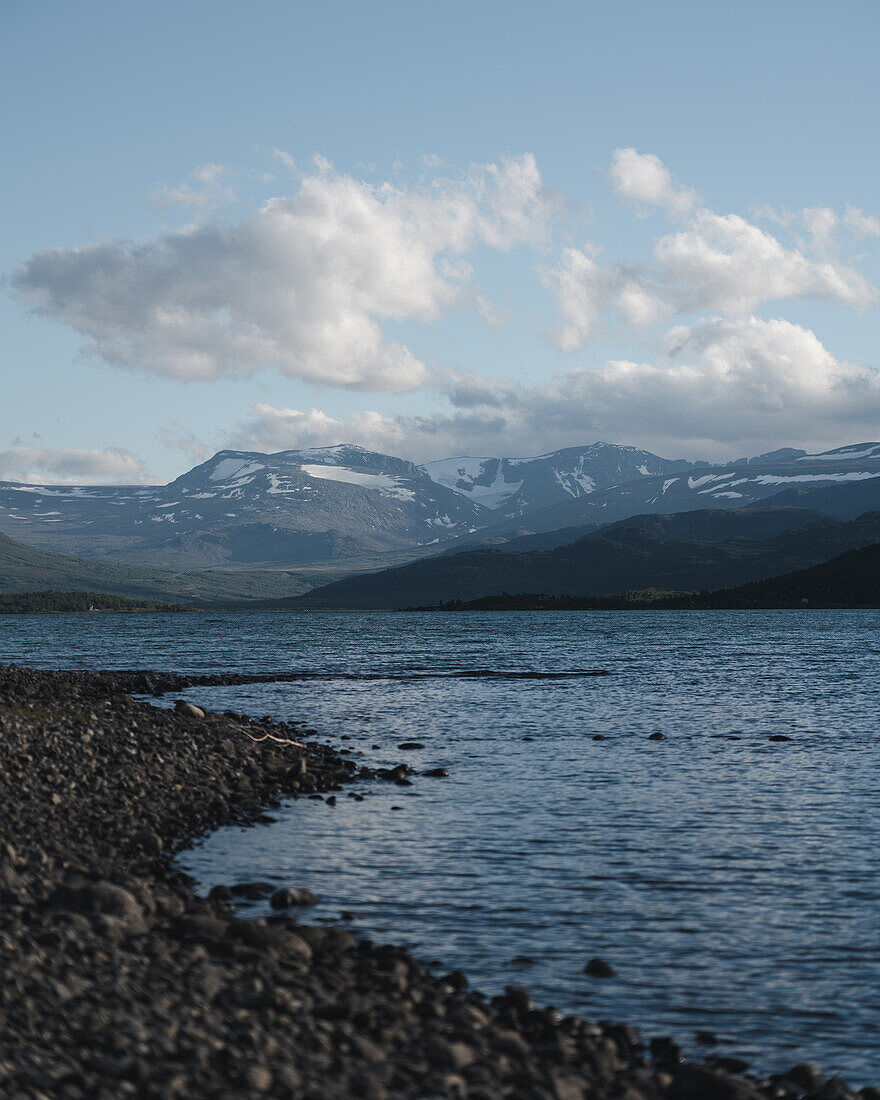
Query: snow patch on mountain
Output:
[[209, 459, 265, 482], [753, 471, 880, 485], [300, 464, 417, 502], [800, 443, 880, 462]]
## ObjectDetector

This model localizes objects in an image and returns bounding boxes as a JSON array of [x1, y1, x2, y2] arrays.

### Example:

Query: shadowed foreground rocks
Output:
[[0, 664, 875, 1099]]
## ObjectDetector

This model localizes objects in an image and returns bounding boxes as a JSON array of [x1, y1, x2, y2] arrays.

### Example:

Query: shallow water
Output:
[[3, 610, 880, 1081]]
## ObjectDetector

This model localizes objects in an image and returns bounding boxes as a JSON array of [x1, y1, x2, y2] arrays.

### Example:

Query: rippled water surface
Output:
[[3, 610, 880, 1081]]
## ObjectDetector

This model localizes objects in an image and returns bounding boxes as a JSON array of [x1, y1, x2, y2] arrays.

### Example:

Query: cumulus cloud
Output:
[[13, 155, 553, 392], [540, 246, 666, 349], [227, 318, 880, 463], [232, 405, 348, 453], [0, 446, 149, 485], [654, 210, 877, 316], [844, 204, 880, 237], [609, 148, 699, 217], [801, 206, 838, 253], [545, 153, 878, 352]]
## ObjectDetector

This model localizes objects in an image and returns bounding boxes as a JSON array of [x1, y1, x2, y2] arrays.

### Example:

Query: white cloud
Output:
[[232, 405, 347, 452], [654, 210, 877, 316], [150, 163, 236, 220], [801, 206, 838, 253], [0, 446, 149, 485], [272, 148, 298, 173], [540, 246, 666, 349], [545, 169, 878, 351], [14, 155, 553, 392], [844, 204, 880, 237], [609, 148, 699, 217], [228, 318, 880, 463]]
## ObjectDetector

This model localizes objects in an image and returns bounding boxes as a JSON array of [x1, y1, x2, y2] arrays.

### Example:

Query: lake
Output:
[[2, 609, 879, 1082]]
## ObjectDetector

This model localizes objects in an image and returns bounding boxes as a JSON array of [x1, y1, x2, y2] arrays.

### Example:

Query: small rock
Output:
[[245, 1064, 273, 1092], [270, 887, 318, 909], [695, 1030, 718, 1046], [131, 829, 163, 856], [787, 1064, 825, 1090], [650, 1036, 683, 1066], [230, 881, 274, 899], [713, 1057, 750, 1073], [176, 914, 229, 942], [669, 1064, 763, 1100], [423, 767, 449, 777], [511, 954, 536, 966], [648, 732, 666, 741], [584, 957, 616, 978], [769, 734, 793, 742], [592, 734, 607, 741], [174, 700, 205, 719], [398, 741, 425, 750]]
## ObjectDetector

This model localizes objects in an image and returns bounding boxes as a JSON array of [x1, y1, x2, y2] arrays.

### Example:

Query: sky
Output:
[[3, 0, 880, 484]]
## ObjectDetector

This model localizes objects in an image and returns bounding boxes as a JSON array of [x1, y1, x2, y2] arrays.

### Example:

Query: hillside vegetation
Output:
[[0, 532, 312, 605], [413, 541, 880, 611], [0, 591, 193, 614]]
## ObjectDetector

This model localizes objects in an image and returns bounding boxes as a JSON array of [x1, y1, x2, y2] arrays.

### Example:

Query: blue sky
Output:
[[3, 0, 880, 483]]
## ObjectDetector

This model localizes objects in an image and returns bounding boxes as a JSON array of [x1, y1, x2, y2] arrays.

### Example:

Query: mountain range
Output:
[[279, 506, 880, 609], [1, 440, 878, 572]]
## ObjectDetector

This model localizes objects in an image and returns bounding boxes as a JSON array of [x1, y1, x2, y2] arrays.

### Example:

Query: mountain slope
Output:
[[0, 531, 316, 604], [282, 506, 880, 609], [451, 443, 880, 544], [680, 541, 880, 607], [0, 445, 490, 567], [423, 442, 695, 517], [3, 439, 878, 571]]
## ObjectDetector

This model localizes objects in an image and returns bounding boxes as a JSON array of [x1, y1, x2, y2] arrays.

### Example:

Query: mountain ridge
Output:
[[277, 506, 880, 609], [1, 439, 878, 570]]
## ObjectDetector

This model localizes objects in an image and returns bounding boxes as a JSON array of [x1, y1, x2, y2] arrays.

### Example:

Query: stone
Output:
[[787, 1064, 825, 1090], [173, 701, 205, 719], [131, 829, 163, 856], [244, 1064, 273, 1092], [669, 1065, 763, 1100], [648, 732, 666, 741], [649, 1036, 683, 1066], [66, 882, 149, 933], [584, 957, 616, 978], [270, 887, 318, 909], [229, 881, 274, 899], [713, 1057, 750, 1073], [423, 767, 449, 777], [397, 742, 425, 750], [175, 914, 229, 942]]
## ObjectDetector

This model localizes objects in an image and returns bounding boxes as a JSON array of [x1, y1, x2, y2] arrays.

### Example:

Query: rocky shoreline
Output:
[[0, 664, 874, 1099]]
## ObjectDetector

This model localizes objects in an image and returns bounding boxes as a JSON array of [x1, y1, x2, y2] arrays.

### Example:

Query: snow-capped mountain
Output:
[[423, 443, 695, 518], [455, 443, 880, 542], [1, 440, 877, 569], [0, 445, 491, 566]]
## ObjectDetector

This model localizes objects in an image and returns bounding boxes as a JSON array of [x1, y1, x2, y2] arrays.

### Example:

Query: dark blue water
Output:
[[2, 610, 879, 1082]]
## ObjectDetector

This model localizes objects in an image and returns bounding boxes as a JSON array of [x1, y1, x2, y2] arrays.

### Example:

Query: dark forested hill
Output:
[[280, 507, 880, 609]]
